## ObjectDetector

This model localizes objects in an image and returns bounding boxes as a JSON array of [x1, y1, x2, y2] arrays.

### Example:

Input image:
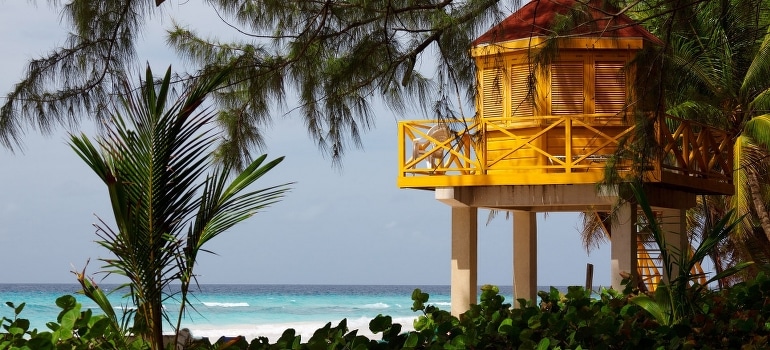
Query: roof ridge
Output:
[[472, 0, 661, 46]]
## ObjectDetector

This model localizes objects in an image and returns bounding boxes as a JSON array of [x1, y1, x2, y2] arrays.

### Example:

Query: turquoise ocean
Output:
[[0, 284, 545, 341]]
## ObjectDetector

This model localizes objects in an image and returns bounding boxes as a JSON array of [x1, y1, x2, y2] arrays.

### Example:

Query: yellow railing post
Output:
[[565, 115, 573, 174], [480, 120, 488, 175], [398, 122, 406, 176]]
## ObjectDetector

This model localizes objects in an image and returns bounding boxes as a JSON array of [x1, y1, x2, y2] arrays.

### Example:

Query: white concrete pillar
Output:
[[512, 210, 537, 305], [611, 201, 637, 290], [660, 208, 686, 283], [450, 206, 478, 316]]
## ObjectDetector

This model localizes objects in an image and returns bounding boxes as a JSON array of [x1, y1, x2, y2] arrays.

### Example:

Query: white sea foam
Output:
[[180, 316, 418, 343], [201, 302, 249, 308], [112, 306, 137, 311], [361, 302, 389, 309]]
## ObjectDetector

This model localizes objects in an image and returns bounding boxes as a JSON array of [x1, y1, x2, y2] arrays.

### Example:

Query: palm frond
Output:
[[740, 25, 770, 103], [744, 115, 770, 147], [69, 63, 290, 347], [579, 211, 610, 252]]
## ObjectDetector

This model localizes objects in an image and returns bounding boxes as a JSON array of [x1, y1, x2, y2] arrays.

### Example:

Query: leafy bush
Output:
[[627, 183, 753, 328], [8, 276, 770, 349], [158, 279, 770, 349], [1, 295, 146, 349]]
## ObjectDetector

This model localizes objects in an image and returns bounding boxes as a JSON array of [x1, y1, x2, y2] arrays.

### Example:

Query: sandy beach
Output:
[[182, 316, 418, 343]]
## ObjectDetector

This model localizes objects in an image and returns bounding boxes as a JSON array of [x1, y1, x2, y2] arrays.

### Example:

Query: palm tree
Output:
[[652, 0, 770, 279], [69, 64, 291, 349], [570, 0, 770, 284]]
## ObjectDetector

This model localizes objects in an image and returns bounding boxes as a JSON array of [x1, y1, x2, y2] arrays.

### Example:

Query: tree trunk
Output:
[[748, 172, 770, 242], [152, 301, 164, 350]]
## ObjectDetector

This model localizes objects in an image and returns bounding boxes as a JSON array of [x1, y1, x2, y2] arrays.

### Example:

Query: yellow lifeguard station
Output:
[[397, 0, 733, 315]]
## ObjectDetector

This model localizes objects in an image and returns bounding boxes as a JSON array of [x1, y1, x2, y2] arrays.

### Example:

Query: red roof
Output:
[[473, 0, 661, 46]]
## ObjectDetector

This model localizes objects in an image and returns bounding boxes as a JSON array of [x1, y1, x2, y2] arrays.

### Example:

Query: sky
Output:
[[0, 1, 611, 287]]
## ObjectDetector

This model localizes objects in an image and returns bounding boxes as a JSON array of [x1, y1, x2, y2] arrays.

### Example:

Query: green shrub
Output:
[[177, 279, 770, 349], [1, 295, 147, 349], [5, 277, 770, 349]]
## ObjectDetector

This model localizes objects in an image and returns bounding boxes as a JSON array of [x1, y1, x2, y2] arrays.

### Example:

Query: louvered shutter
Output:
[[481, 68, 504, 118], [551, 62, 584, 115], [511, 64, 534, 117], [595, 61, 626, 114]]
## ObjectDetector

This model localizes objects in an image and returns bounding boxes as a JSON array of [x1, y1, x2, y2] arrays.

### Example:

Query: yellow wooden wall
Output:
[[475, 48, 634, 121], [475, 47, 634, 176]]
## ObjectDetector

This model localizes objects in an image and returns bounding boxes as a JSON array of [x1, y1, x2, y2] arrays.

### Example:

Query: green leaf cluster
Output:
[[1, 296, 146, 350], [8, 275, 770, 349], [628, 183, 753, 326], [239, 277, 770, 349]]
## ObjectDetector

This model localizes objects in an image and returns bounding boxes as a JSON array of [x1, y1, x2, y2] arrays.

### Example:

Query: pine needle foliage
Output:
[[2, 0, 512, 167], [1, 1, 155, 149]]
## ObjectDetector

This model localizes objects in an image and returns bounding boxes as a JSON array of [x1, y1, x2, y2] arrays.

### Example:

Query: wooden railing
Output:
[[636, 233, 707, 292], [397, 113, 733, 194], [650, 116, 734, 194]]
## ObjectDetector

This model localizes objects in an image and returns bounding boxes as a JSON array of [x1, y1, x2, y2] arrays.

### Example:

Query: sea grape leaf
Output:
[[498, 318, 513, 334], [413, 316, 430, 331], [449, 335, 467, 349], [404, 332, 419, 348], [8, 325, 24, 336], [27, 333, 54, 350], [86, 317, 111, 338], [13, 302, 25, 315], [369, 314, 392, 333], [55, 295, 76, 311], [57, 303, 81, 340], [537, 338, 551, 350]]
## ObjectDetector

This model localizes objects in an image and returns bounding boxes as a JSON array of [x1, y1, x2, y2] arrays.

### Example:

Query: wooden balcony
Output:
[[397, 114, 733, 195]]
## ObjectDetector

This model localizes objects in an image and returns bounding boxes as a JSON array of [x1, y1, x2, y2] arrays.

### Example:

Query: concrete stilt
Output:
[[512, 210, 537, 305], [450, 206, 478, 316], [611, 201, 637, 290], [660, 208, 686, 282], [435, 185, 697, 313]]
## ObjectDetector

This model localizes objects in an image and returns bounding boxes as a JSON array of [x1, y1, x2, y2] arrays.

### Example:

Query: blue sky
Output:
[[0, 1, 611, 287]]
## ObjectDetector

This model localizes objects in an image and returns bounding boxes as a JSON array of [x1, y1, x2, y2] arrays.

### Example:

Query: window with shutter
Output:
[[595, 61, 626, 114], [551, 62, 584, 115], [481, 68, 504, 118], [511, 64, 534, 117]]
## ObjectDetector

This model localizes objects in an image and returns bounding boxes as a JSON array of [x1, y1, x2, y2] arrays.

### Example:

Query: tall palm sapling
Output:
[[69, 64, 291, 349]]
